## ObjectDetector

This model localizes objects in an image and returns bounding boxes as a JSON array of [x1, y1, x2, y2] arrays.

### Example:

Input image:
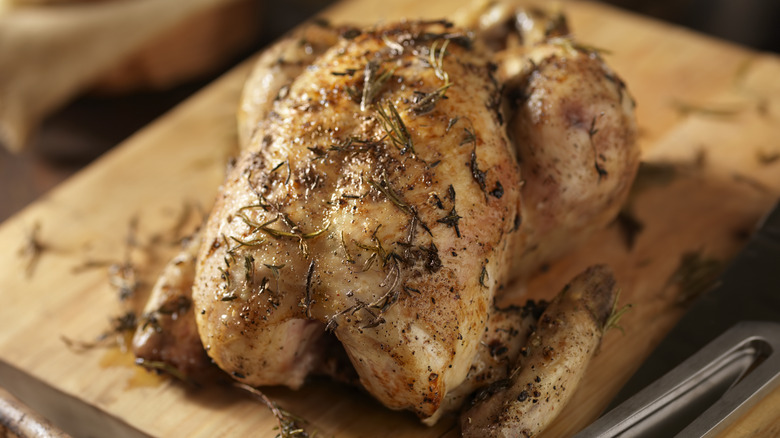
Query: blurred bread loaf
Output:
[[0, 0, 262, 152]]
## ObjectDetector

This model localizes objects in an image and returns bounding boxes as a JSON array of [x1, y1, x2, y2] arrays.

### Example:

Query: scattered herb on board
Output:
[[235, 383, 312, 438], [756, 149, 780, 166], [667, 251, 722, 304], [18, 222, 47, 277], [135, 358, 191, 384], [732, 173, 771, 193], [671, 99, 743, 117], [603, 290, 632, 335], [615, 208, 644, 250], [61, 310, 138, 352]]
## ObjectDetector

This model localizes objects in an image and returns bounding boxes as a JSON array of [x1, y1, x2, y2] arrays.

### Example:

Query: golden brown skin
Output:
[[238, 23, 341, 148], [132, 235, 214, 381], [461, 265, 618, 437], [133, 5, 638, 433], [194, 21, 521, 418]]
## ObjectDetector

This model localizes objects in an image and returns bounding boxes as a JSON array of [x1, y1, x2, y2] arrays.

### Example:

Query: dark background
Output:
[[2, 0, 778, 222]]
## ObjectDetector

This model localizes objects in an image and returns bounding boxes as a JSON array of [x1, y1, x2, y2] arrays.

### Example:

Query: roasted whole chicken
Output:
[[132, 4, 639, 437]]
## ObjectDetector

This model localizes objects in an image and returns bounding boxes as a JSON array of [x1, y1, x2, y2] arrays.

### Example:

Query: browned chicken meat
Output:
[[133, 4, 638, 436]]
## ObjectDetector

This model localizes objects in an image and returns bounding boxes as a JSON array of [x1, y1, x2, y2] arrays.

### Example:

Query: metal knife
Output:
[[575, 199, 780, 437]]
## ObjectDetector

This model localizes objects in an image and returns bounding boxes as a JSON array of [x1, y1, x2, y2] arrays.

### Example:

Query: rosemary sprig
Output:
[[367, 176, 431, 235], [367, 176, 412, 216], [238, 212, 329, 259], [376, 101, 415, 155], [19, 221, 47, 277], [235, 383, 311, 438], [265, 263, 285, 293], [301, 261, 316, 318], [446, 117, 460, 132], [361, 60, 395, 111], [429, 39, 450, 82], [460, 127, 476, 146], [603, 290, 632, 335], [341, 231, 355, 263], [409, 83, 451, 115]]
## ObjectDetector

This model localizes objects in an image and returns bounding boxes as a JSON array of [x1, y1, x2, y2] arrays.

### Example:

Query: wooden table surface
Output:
[[1, 1, 780, 437]]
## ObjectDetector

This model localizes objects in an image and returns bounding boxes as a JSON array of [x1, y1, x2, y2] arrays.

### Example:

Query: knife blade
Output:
[[575, 199, 780, 437]]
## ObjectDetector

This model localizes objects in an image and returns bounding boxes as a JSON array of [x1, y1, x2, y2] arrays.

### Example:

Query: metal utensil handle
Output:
[[575, 321, 780, 438]]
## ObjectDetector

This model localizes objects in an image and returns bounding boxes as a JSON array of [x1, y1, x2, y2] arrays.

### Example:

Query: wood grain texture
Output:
[[1, 1, 779, 437]]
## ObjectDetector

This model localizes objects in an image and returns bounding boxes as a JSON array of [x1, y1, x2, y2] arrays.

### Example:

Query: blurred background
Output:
[[1, 0, 778, 222]]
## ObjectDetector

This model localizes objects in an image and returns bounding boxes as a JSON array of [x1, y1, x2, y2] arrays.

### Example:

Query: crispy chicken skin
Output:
[[133, 5, 639, 434], [194, 20, 521, 417]]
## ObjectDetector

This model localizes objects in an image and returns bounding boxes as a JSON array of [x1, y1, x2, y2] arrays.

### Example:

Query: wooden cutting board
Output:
[[1, 0, 779, 437]]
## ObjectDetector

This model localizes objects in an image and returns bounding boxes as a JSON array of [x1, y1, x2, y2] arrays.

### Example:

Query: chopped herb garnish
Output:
[[301, 261, 316, 318], [409, 83, 451, 115], [376, 101, 415, 155], [589, 116, 608, 180], [367, 176, 431, 235], [470, 149, 487, 194], [437, 207, 462, 237], [235, 383, 312, 437], [361, 61, 395, 111], [460, 127, 476, 146], [341, 231, 354, 264], [19, 222, 47, 277], [479, 263, 489, 288], [489, 181, 504, 199], [446, 117, 460, 132], [603, 290, 632, 335]]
